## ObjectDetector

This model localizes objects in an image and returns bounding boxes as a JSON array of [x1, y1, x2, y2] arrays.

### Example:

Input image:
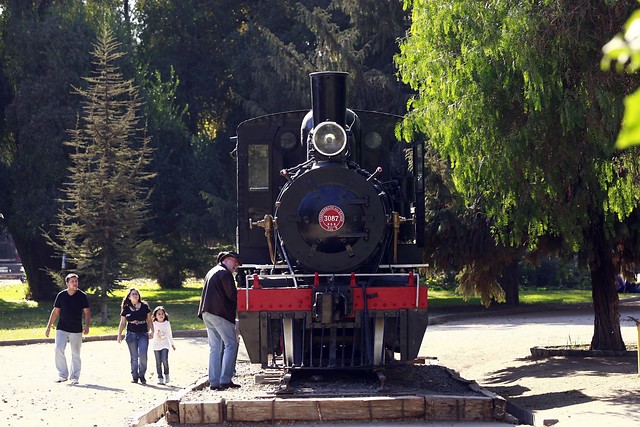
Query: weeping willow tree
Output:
[[396, 0, 640, 351], [602, 6, 640, 149]]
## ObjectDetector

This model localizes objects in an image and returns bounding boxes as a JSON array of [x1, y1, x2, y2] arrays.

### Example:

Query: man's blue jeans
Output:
[[55, 329, 83, 381], [202, 312, 238, 386], [125, 332, 149, 380]]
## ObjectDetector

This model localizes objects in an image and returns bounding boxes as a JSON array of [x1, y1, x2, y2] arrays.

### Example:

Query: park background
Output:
[[2, 1, 640, 355]]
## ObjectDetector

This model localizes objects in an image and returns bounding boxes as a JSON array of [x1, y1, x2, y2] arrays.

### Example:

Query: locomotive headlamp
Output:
[[312, 121, 347, 157]]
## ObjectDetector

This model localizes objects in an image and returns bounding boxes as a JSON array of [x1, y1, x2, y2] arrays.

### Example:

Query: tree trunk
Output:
[[589, 222, 625, 351], [100, 296, 109, 326], [500, 260, 519, 306], [12, 233, 60, 301]]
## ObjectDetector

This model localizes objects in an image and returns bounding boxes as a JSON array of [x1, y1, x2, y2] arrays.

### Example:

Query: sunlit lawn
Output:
[[0, 278, 205, 341], [0, 280, 624, 341], [427, 288, 596, 307]]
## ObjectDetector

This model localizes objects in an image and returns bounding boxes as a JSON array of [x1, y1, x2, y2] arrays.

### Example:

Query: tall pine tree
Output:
[[50, 24, 154, 324]]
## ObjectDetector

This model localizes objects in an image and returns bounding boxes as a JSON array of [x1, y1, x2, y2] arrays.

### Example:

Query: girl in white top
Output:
[[151, 306, 176, 384]]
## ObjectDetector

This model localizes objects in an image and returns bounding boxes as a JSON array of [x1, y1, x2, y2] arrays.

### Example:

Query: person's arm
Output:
[[223, 273, 238, 302], [117, 315, 126, 343], [45, 307, 61, 338], [147, 311, 154, 339], [167, 322, 176, 350], [83, 307, 91, 335]]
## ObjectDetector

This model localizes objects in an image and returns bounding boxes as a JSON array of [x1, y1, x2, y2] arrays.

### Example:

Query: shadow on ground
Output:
[[480, 355, 638, 411]]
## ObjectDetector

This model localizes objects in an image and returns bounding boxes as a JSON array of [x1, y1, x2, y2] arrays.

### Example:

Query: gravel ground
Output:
[[183, 361, 482, 402]]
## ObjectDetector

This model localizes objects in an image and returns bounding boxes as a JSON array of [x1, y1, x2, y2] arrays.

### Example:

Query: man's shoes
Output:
[[70, 379, 79, 385], [131, 378, 139, 383], [140, 377, 147, 384], [164, 375, 170, 383], [55, 377, 68, 383], [157, 378, 164, 384], [220, 381, 241, 389], [209, 384, 220, 390]]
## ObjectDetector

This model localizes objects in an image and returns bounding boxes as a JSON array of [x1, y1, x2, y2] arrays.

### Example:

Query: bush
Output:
[[422, 270, 458, 291], [424, 257, 591, 292], [134, 239, 229, 288], [519, 257, 590, 290]]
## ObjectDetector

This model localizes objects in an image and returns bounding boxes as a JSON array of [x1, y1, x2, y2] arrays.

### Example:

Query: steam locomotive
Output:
[[234, 71, 428, 370]]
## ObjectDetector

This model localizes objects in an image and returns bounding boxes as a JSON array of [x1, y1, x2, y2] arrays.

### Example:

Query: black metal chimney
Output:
[[310, 71, 348, 127]]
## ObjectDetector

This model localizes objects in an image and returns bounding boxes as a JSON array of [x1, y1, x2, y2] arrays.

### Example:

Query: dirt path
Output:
[[0, 299, 639, 426]]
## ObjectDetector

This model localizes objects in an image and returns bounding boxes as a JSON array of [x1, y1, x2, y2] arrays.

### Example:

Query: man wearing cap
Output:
[[198, 251, 241, 390]]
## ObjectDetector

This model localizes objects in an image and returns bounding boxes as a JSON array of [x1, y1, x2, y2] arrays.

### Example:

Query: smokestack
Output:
[[310, 71, 348, 127]]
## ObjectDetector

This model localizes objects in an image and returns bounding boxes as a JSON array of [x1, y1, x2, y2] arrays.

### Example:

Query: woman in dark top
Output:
[[117, 288, 154, 383]]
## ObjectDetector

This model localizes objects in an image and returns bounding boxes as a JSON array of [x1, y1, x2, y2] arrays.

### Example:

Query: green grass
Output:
[[0, 280, 622, 341], [0, 278, 205, 341], [427, 288, 596, 307]]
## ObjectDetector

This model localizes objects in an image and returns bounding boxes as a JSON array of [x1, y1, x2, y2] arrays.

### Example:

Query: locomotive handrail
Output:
[[238, 263, 430, 270], [243, 272, 420, 308], [241, 272, 424, 308], [243, 272, 421, 280], [378, 263, 430, 269]]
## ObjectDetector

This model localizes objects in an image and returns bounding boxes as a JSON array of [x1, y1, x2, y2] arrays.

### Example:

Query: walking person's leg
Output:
[[138, 334, 149, 383], [68, 332, 82, 383], [54, 330, 69, 381], [203, 312, 223, 388], [154, 350, 163, 383], [125, 333, 139, 382], [160, 349, 170, 383]]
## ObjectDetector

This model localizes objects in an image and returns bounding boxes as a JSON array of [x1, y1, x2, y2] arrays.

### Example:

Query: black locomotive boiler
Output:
[[234, 71, 428, 370]]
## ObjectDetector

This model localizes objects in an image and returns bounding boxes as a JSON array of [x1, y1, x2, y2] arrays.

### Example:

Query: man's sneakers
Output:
[[55, 377, 78, 385], [164, 375, 170, 384], [157, 378, 164, 384]]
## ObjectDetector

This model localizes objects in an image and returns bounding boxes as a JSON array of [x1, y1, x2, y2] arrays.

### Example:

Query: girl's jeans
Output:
[[125, 332, 149, 380], [154, 348, 169, 379]]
